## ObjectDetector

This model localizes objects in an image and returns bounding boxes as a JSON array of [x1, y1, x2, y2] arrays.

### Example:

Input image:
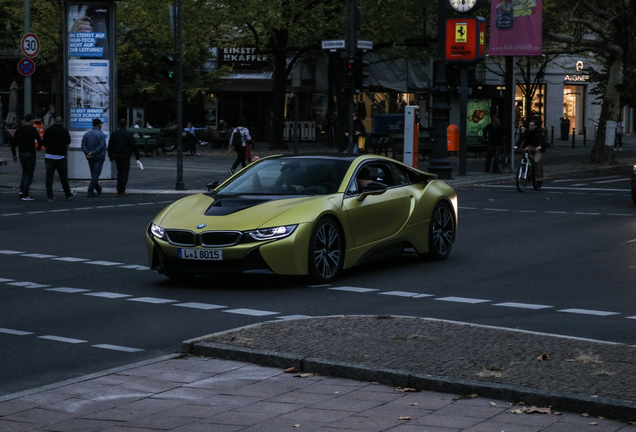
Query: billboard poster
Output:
[[489, 0, 542, 56], [67, 4, 111, 146], [466, 99, 490, 135]]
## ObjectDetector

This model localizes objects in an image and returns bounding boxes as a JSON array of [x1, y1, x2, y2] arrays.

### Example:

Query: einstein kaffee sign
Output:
[[219, 47, 269, 71]]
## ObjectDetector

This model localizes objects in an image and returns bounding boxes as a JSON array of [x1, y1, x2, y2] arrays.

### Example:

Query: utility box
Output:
[[403, 106, 419, 167]]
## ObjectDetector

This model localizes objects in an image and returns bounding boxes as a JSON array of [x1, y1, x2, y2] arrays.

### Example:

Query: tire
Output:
[[516, 166, 527, 192], [163, 270, 193, 280], [427, 202, 455, 261], [308, 217, 343, 283]]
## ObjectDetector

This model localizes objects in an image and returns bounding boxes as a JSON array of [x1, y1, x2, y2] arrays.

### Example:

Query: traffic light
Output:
[[354, 55, 370, 93], [160, 54, 176, 79], [345, 57, 357, 82]]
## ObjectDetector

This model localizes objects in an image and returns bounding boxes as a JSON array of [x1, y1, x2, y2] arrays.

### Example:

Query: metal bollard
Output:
[[583, 127, 586, 146], [572, 127, 576, 148], [551, 126, 554, 147]]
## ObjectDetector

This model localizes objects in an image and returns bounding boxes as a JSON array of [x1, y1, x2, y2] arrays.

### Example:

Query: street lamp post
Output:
[[428, 0, 453, 179], [175, 0, 184, 190]]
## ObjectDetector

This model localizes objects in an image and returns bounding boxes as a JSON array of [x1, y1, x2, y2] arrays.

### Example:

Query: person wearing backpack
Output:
[[228, 117, 253, 175]]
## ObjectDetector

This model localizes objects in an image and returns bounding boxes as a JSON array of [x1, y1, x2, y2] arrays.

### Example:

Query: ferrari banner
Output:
[[489, 0, 542, 56]]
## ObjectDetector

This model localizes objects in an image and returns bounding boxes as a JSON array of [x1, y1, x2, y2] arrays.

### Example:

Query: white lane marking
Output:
[[117, 204, 136, 207], [46, 287, 91, 294], [50, 209, 71, 213], [483, 208, 510, 212], [0, 278, 16, 283], [96, 205, 115, 208], [458, 206, 478, 210], [73, 207, 93, 211], [7, 282, 50, 288], [480, 185, 629, 192], [545, 211, 568, 214], [53, 257, 90, 262], [84, 261, 124, 266], [172, 302, 226, 310], [574, 212, 601, 215], [308, 284, 331, 288], [119, 265, 150, 270], [379, 291, 425, 298], [594, 178, 628, 184], [38, 335, 87, 344], [608, 214, 633, 217], [127, 297, 178, 304], [569, 183, 588, 187], [413, 294, 435, 298], [21, 253, 57, 259], [223, 308, 279, 316], [92, 344, 144, 352], [1, 213, 22, 216], [0, 250, 24, 255], [277, 315, 312, 320], [26, 211, 46, 214], [329, 286, 379, 293], [84, 292, 133, 299], [435, 296, 490, 304], [627, 316, 636, 320], [557, 308, 620, 316], [494, 302, 553, 310], [0, 328, 33, 336], [518, 210, 537, 213]]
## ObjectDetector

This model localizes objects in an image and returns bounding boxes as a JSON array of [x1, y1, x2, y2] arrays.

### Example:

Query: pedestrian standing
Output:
[[43, 116, 76, 202], [483, 115, 508, 173], [11, 113, 43, 201], [81, 118, 107, 197], [228, 117, 252, 175], [108, 119, 141, 196], [43, 105, 55, 129], [615, 118, 624, 150]]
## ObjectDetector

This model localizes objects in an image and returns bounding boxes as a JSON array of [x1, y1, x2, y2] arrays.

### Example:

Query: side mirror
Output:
[[206, 181, 220, 192], [356, 181, 388, 202]]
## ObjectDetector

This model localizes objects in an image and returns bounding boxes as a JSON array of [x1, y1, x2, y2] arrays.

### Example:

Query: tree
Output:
[[545, 0, 636, 162]]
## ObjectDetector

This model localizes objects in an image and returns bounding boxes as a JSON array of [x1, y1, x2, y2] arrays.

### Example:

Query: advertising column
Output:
[[65, 2, 115, 180]]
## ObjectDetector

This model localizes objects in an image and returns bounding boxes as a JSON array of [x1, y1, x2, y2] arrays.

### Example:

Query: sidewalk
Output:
[[2, 138, 636, 430], [2, 135, 635, 196]]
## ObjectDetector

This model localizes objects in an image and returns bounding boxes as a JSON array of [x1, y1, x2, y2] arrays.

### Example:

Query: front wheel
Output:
[[426, 202, 455, 260], [308, 217, 343, 283], [516, 165, 527, 192]]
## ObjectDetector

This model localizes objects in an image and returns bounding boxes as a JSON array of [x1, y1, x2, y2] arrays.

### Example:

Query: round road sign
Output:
[[21, 33, 40, 58], [18, 58, 36, 76]]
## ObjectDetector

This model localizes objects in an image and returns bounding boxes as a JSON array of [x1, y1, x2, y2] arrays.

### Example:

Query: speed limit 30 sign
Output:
[[21, 33, 40, 58]]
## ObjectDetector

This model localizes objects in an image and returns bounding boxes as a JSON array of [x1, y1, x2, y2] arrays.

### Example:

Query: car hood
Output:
[[155, 193, 329, 230]]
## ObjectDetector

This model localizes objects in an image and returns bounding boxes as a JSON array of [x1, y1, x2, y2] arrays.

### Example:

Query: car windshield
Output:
[[216, 157, 352, 196]]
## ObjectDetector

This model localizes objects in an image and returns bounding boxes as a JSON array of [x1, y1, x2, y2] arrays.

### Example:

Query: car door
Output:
[[343, 161, 411, 247]]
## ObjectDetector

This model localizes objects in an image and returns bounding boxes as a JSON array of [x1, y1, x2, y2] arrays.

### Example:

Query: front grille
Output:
[[200, 231, 242, 247], [165, 230, 196, 246]]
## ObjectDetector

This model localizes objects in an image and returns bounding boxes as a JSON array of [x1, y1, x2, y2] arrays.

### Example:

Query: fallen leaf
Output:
[[371, 382, 380, 385], [589, 422, 598, 426], [510, 409, 524, 414], [554, 411, 562, 415], [512, 406, 552, 415], [294, 373, 315, 378], [293, 424, 301, 428], [582, 413, 590, 417], [411, 403, 418, 406], [490, 402, 497, 406], [398, 416, 411, 420], [395, 387, 418, 392], [537, 353, 549, 361], [565, 359, 576, 362], [284, 367, 297, 373]]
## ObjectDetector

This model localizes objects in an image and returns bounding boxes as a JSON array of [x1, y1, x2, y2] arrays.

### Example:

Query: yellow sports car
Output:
[[146, 154, 457, 282]]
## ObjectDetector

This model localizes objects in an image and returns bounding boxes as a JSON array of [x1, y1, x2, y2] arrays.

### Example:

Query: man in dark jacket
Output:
[[514, 118, 545, 184], [108, 119, 141, 196], [11, 113, 43, 201], [43, 117, 76, 202]]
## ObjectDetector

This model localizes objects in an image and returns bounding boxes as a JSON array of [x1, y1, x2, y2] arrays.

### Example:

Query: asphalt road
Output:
[[1, 169, 635, 397]]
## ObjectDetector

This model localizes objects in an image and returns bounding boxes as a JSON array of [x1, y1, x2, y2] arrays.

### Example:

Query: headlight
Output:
[[247, 225, 297, 241], [150, 223, 165, 238]]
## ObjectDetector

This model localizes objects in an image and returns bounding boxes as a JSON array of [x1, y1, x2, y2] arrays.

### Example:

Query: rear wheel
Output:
[[308, 218, 343, 283], [516, 166, 527, 192], [427, 202, 455, 260]]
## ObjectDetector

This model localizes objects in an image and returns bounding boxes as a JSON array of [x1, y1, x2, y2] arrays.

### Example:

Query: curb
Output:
[[182, 320, 636, 422]]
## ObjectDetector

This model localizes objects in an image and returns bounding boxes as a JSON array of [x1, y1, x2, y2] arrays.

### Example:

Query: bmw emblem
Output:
[[196, 223, 207, 229]]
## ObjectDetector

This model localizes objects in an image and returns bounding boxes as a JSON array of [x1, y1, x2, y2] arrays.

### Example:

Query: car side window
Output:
[[347, 162, 394, 195], [392, 164, 413, 186]]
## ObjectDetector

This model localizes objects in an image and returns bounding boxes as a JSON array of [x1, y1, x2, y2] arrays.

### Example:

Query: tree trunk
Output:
[[590, 56, 622, 163]]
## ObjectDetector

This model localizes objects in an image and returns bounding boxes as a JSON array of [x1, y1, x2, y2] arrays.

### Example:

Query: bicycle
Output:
[[493, 145, 511, 173], [515, 148, 542, 192]]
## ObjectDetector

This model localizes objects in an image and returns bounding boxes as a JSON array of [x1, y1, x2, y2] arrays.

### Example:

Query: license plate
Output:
[[178, 248, 223, 260]]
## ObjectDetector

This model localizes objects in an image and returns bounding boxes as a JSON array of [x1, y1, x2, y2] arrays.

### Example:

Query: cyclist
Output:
[[513, 118, 545, 186]]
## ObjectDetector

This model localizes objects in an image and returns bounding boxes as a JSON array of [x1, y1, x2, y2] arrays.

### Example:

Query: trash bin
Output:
[[560, 119, 570, 141], [447, 124, 459, 152]]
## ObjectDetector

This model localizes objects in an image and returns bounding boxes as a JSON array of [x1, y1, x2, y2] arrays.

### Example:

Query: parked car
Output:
[[145, 154, 458, 282]]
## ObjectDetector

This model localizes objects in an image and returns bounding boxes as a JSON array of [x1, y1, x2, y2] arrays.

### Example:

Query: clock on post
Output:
[[448, 0, 480, 14]]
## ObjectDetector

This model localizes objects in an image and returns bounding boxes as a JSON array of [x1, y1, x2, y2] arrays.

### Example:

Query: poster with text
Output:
[[489, 0, 542, 56]]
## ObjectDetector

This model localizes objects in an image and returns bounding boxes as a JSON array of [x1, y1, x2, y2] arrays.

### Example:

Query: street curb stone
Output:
[[183, 318, 636, 422]]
